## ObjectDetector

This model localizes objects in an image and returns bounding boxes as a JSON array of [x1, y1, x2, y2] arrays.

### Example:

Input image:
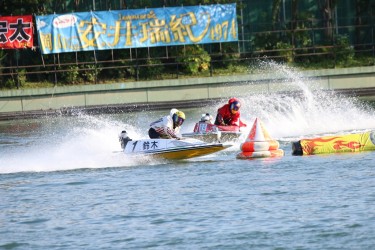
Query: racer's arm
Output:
[[165, 127, 180, 139], [215, 113, 225, 125], [227, 113, 241, 126]]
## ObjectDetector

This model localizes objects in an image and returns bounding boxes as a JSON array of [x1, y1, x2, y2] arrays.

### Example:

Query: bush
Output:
[[60, 65, 80, 84], [138, 58, 164, 80], [17, 69, 27, 87], [1, 78, 16, 89], [176, 45, 211, 74], [252, 32, 294, 62], [0, 69, 26, 89], [220, 43, 240, 67], [333, 35, 355, 66], [81, 64, 101, 83], [276, 42, 294, 63]]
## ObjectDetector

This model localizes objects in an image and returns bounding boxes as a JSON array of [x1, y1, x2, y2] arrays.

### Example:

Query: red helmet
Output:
[[228, 97, 240, 104]]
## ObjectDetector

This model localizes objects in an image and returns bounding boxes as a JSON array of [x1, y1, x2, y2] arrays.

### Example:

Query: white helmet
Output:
[[201, 113, 213, 123]]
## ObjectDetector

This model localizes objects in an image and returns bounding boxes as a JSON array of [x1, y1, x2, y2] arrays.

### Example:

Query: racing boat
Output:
[[182, 122, 243, 143], [181, 113, 244, 143], [119, 131, 232, 160]]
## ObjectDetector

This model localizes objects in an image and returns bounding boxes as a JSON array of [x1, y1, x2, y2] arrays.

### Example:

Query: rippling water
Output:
[[1, 64, 375, 249], [1, 144, 375, 249]]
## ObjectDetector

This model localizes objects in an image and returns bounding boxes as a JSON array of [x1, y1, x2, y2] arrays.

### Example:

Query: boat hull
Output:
[[182, 131, 242, 143], [123, 138, 231, 160], [146, 144, 231, 160], [182, 123, 243, 143]]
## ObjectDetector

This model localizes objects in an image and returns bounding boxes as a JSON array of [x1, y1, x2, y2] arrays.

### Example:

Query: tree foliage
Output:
[[0, 0, 50, 15]]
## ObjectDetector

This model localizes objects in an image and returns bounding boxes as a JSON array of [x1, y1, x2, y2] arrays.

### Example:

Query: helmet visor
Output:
[[176, 116, 185, 126], [231, 102, 241, 112]]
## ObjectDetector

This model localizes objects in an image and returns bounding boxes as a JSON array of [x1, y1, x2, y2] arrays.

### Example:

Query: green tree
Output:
[[272, 0, 282, 28], [0, 0, 50, 15], [317, 0, 338, 41], [176, 45, 211, 75], [354, 0, 374, 46]]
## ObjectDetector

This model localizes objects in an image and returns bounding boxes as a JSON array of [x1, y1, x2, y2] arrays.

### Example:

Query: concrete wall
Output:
[[1, 66, 375, 115]]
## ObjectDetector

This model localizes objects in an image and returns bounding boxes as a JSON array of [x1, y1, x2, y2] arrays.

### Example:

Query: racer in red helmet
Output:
[[214, 98, 247, 127]]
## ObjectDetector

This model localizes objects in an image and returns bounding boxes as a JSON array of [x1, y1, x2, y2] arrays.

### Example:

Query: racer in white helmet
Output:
[[149, 109, 185, 139]]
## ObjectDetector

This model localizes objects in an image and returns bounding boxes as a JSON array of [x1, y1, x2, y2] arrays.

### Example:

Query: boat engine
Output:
[[119, 130, 132, 149]]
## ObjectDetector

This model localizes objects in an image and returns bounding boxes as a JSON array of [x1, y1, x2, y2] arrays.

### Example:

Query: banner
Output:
[[0, 15, 33, 49], [36, 4, 237, 54]]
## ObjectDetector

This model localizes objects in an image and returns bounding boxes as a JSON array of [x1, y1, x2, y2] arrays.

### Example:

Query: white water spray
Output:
[[0, 62, 374, 174], [0, 113, 163, 174], [228, 61, 375, 139]]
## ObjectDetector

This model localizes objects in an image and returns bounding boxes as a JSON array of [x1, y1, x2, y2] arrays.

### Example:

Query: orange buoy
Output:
[[237, 118, 284, 159], [237, 149, 285, 159]]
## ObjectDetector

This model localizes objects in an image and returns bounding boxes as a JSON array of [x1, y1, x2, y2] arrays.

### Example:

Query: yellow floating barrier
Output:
[[237, 118, 284, 159], [292, 131, 375, 155]]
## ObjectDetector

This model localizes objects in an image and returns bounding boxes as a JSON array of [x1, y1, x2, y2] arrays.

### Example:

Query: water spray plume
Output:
[[1, 62, 374, 173], [234, 61, 375, 139]]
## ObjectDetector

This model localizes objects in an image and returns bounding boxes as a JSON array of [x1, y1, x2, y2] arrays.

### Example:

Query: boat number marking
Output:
[[132, 141, 138, 152]]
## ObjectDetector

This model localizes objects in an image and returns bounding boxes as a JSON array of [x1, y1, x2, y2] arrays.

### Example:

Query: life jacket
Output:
[[215, 104, 244, 126], [214, 98, 247, 127], [150, 115, 180, 139]]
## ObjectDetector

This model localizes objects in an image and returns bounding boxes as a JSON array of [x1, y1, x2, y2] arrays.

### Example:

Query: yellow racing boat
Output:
[[119, 131, 232, 160]]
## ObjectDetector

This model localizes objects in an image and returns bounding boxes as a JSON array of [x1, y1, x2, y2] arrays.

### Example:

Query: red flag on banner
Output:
[[0, 15, 33, 49]]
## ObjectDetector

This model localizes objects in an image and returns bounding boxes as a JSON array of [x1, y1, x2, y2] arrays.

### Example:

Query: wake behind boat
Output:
[[119, 131, 232, 160]]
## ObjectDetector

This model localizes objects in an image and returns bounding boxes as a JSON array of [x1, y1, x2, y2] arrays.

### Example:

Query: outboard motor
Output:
[[119, 130, 132, 149]]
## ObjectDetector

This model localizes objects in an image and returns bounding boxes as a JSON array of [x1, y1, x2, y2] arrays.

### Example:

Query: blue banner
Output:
[[36, 4, 237, 54]]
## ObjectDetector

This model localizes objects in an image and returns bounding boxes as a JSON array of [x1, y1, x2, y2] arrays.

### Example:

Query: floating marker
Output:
[[292, 131, 375, 156], [237, 118, 284, 159]]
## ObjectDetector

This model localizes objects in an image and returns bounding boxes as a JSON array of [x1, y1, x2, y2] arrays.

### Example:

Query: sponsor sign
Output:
[[36, 4, 237, 54], [0, 15, 33, 49]]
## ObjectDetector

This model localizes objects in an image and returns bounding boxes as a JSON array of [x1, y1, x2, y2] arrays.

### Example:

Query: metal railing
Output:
[[1, 23, 374, 89]]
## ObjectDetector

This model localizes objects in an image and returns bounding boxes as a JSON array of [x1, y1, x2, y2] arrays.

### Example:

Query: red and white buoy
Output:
[[236, 118, 284, 159]]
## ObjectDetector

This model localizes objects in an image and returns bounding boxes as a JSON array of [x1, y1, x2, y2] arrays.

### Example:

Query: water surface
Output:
[[1, 64, 375, 249]]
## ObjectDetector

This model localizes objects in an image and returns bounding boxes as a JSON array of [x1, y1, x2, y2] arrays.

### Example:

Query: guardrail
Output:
[[1, 23, 374, 89]]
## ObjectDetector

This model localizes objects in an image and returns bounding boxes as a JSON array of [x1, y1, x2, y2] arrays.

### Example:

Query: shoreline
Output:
[[1, 66, 375, 120]]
